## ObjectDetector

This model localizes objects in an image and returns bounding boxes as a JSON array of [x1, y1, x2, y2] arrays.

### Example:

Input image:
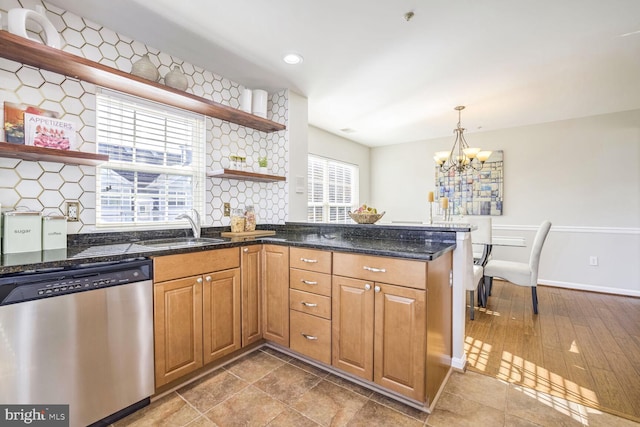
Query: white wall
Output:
[[287, 91, 309, 221], [371, 110, 640, 296], [308, 126, 371, 205]]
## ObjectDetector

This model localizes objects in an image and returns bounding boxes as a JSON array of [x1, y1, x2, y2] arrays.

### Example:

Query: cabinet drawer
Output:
[[290, 268, 332, 296], [290, 248, 332, 274], [289, 289, 331, 320], [290, 310, 331, 364], [333, 252, 426, 289], [154, 247, 240, 282]]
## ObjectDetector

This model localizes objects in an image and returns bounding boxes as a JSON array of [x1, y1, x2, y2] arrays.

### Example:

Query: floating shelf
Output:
[[207, 169, 286, 183], [0, 142, 108, 166], [0, 31, 286, 133]]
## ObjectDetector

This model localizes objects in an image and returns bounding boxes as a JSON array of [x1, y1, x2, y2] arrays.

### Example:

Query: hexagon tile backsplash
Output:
[[0, 0, 289, 233]]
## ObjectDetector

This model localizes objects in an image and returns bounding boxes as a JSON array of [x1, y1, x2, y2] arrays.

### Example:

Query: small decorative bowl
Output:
[[348, 211, 385, 224]]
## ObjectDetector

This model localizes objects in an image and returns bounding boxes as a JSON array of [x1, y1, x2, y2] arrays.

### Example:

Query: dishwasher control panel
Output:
[[0, 259, 152, 306]]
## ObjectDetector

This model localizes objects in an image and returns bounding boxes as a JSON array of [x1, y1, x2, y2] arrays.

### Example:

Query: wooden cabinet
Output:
[[332, 276, 374, 378], [332, 252, 429, 402], [289, 248, 333, 364], [153, 247, 240, 388], [374, 283, 426, 400], [262, 244, 289, 346], [203, 268, 241, 364], [153, 275, 203, 387], [241, 245, 262, 347]]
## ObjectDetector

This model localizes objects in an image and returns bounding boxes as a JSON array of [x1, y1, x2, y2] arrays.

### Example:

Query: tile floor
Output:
[[113, 347, 640, 427]]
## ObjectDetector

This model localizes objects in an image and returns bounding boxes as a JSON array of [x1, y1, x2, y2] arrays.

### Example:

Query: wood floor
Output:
[[465, 279, 640, 423]]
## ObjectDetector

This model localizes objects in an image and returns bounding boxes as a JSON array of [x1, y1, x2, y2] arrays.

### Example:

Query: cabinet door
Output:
[[262, 245, 290, 346], [374, 283, 426, 401], [154, 275, 203, 387], [332, 276, 374, 380], [241, 245, 262, 347], [203, 269, 241, 364]]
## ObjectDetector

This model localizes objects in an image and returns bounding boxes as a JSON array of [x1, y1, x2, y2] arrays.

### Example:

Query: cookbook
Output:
[[24, 112, 76, 150]]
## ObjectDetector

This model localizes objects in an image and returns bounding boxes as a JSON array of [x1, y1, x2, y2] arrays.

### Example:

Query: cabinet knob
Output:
[[243, 248, 249, 253], [374, 285, 381, 293], [301, 333, 318, 340], [196, 277, 203, 283], [364, 284, 371, 291], [205, 276, 212, 282]]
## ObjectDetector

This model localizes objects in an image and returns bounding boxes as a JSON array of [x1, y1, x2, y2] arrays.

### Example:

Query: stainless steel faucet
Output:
[[176, 209, 201, 239]]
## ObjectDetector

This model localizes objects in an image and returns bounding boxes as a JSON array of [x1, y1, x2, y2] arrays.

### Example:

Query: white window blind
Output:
[[96, 89, 205, 227], [307, 155, 358, 223]]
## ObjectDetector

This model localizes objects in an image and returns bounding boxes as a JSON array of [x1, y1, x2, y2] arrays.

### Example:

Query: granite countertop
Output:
[[0, 222, 465, 275]]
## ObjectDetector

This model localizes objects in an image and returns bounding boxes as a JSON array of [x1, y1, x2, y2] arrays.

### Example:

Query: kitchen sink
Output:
[[136, 237, 226, 249]]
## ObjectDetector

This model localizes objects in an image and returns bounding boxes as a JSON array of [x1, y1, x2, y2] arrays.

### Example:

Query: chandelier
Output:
[[434, 106, 492, 173]]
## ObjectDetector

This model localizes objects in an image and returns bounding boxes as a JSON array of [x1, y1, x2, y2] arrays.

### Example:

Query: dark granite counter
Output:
[[0, 222, 466, 275]]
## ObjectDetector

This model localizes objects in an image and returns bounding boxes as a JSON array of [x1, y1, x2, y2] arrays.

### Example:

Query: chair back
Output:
[[468, 216, 492, 266], [468, 217, 492, 245], [462, 233, 477, 290], [528, 220, 552, 286]]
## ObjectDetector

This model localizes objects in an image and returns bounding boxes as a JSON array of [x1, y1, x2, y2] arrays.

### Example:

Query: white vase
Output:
[[164, 66, 188, 91], [131, 54, 160, 82], [240, 88, 252, 113], [252, 89, 268, 118]]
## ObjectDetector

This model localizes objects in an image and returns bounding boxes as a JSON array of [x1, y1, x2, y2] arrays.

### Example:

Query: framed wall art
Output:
[[435, 150, 503, 215]]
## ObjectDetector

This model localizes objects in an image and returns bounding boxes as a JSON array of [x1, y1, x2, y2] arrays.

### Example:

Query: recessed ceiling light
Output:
[[283, 53, 303, 65]]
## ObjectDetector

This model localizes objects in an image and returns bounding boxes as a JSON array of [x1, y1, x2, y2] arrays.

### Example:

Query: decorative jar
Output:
[[130, 54, 160, 82], [164, 66, 188, 91]]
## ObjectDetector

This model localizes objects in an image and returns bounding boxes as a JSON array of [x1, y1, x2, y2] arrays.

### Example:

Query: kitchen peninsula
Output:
[[0, 222, 465, 414]]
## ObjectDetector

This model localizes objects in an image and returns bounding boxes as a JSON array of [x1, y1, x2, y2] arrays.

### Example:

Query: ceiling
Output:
[[48, 0, 640, 147]]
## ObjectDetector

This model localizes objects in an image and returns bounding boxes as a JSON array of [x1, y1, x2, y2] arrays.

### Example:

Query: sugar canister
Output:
[[3, 210, 42, 253]]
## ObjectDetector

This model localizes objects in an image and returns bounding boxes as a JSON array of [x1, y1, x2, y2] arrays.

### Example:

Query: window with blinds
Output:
[[95, 89, 205, 227], [307, 155, 359, 223]]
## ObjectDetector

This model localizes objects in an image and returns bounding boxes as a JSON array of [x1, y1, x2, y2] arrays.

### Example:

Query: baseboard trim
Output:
[[451, 355, 467, 372], [539, 279, 640, 298]]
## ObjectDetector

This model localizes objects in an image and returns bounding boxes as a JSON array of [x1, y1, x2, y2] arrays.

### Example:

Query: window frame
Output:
[[307, 154, 359, 223], [95, 88, 206, 229]]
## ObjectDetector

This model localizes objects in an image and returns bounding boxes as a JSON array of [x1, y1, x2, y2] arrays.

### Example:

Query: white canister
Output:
[[251, 89, 268, 118], [42, 215, 67, 250], [3, 211, 42, 253], [240, 88, 252, 113]]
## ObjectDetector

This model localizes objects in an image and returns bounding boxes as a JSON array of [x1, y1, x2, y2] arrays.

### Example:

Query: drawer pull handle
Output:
[[301, 301, 318, 307], [301, 280, 318, 285], [301, 333, 318, 340], [363, 266, 386, 273], [300, 258, 318, 263]]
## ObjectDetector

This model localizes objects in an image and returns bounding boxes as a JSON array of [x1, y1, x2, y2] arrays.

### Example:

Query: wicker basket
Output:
[[348, 211, 385, 224]]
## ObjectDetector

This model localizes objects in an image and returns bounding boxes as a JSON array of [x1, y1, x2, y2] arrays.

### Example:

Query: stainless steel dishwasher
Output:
[[0, 258, 154, 427]]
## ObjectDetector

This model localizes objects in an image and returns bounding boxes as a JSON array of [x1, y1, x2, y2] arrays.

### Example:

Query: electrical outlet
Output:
[[223, 202, 231, 217], [589, 256, 598, 266], [66, 201, 79, 221]]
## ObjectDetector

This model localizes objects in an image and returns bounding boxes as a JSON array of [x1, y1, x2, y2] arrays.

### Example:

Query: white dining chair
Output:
[[468, 217, 492, 267], [463, 231, 485, 320], [483, 220, 552, 314]]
